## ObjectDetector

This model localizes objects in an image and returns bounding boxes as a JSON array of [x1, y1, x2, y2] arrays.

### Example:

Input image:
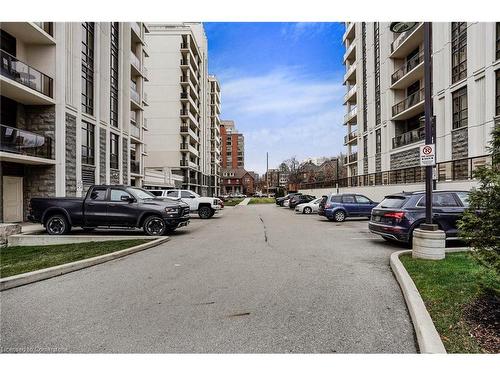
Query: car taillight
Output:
[[383, 211, 405, 222]]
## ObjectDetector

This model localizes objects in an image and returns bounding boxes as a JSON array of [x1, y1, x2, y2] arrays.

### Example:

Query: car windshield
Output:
[[128, 187, 156, 200], [379, 196, 407, 208]]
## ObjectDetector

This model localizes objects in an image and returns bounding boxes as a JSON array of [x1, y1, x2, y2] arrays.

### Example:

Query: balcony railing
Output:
[[392, 127, 425, 149], [131, 22, 141, 38], [298, 155, 492, 190], [143, 118, 148, 130], [34, 22, 53, 36], [343, 85, 357, 102], [343, 42, 356, 61], [131, 123, 140, 139], [130, 160, 140, 174], [391, 51, 424, 84], [130, 51, 141, 71], [130, 87, 140, 103], [343, 62, 356, 82], [344, 130, 357, 144], [143, 91, 148, 103], [391, 23, 422, 53], [1, 49, 53, 98], [392, 88, 424, 117], [0, 124, 52, 159], [180, 143, 188, 150], [344, 106, 357, 123]]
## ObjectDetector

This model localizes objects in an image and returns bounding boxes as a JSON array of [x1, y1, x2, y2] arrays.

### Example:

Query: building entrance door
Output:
[[3, 176, 23, 222]]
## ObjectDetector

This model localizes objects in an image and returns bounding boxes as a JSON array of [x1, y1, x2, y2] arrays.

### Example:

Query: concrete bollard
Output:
[[412, 228, 446, 260]]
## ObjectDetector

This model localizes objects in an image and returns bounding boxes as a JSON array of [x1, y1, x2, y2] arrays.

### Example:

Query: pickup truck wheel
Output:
[[46, 214, 71, 235], [198, 206, 213, 219], [143, 216, 167, 236]]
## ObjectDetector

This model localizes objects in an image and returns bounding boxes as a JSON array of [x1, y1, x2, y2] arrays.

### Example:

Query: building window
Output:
[[373, 22, 381, 126], [452, 87, 468, 130], [496, 70, 500, 116], [110, 22, 119, 128], [361, 22, 368, 133], [496, 23, 500, 61], [363, 135, 368, 157], [81, 22, 95, 115], [110, 133, 119, 169], [375, 129, 381, 154], [451, 22, 467, 84], [81, 121, 95, 165]]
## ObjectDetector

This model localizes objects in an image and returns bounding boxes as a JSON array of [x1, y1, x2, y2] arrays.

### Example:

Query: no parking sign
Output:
[[420, 144, 435, 166]]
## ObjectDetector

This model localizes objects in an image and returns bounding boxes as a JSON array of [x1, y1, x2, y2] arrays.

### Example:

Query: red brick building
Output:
[[221, 168, 255, 196], [221, 120, 244, 169]]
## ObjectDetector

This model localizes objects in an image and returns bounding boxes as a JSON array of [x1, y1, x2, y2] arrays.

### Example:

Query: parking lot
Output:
[[0, 204, 417, 353]]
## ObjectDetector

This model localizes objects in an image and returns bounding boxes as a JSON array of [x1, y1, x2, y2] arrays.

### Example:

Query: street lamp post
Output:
[[390, 22, 436, 231], [390, 22, 444, 259]]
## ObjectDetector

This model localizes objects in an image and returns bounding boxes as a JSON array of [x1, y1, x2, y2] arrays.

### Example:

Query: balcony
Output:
[[343, 41, 356, 62], [142, 118, 148, 130], [391, 51, 424, 89], [344, 106, 357, 124], [392, 88, 424, 120], [0, 22, 55, 44], [390, 22, 423, 58], [130, 51, 141, 74], [143, 66, 149, 81], [180, 124, 199, 142], [343, 62, 357, 84], [0, 124, 53, 164], [180, 142, 199, 157], [131, 22, 143, 42], [343, 85, 357, 104], [0, 49, 54, 105], [142, 91, 149, 106], [130, 123, 141, 141], [180, 159, 199, 170], [344, 130, 358, 145], [130, 87, 141, 109], [130, 160, 141, 174], [342, 22, 355, 43], [392, 127, 425, 149], [344, 152, 358, 165]]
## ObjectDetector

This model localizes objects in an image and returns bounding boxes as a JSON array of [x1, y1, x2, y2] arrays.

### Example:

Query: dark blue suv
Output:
[[369, 190, 469, 245], [318, 193, 378, 222]]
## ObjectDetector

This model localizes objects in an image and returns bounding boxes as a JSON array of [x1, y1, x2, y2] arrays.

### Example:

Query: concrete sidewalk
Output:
[[238, 197, 251, 205]]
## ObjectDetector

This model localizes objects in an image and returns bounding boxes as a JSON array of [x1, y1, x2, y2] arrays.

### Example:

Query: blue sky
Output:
[[204, 22, 346, 175]]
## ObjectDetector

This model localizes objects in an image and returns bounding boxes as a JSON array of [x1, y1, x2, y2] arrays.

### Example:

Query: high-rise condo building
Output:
[[220, 120, 244, 169], [0, 22, 149, 222], [144, 22, 221, 196], [342, 22, 499, 189]]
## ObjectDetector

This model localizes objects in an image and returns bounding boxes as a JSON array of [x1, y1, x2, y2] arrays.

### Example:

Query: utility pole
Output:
[[336, 158, 339, 194], [266, 152, 269, 197]]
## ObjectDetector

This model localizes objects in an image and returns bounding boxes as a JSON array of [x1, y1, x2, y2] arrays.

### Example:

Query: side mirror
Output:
[[121, 195, 134, 203]]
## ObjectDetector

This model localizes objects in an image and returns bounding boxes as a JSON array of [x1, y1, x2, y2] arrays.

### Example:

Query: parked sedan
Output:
[[289, 194, 316, 209], [276, 192, 301, 206], [295, 197, 322, 214], [318, 193, 378, 222], [369, 190, 469, 245]]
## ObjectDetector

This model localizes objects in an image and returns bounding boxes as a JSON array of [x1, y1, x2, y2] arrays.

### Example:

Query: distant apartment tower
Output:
[[208, 75, 222, 196], [220, 120, 244, 169], [144, 23, 219, 196], [342, 22, 499, 187], [0, 22, 149, 223]]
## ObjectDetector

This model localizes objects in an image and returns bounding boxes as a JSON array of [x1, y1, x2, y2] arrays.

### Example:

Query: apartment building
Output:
[[208, 75, 222, 196], [0, 22, 149, 223], [342, 22, 499, 188], [144, 23, 220, 196], [220, 120, 244, 169]]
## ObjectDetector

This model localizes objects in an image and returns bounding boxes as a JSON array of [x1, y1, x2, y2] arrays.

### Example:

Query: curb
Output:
[[0, 237, 170, 292], [390, 250, 447, 354]]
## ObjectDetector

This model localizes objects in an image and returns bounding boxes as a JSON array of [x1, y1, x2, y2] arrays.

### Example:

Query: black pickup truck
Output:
[[28, 185, 190, 236]]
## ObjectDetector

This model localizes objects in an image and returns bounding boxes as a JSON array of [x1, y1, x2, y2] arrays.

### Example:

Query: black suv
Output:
[[369, 190, 469, 245]]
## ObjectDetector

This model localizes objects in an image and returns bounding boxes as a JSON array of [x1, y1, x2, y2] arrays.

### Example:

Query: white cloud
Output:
[[219, 67, 347, 174]]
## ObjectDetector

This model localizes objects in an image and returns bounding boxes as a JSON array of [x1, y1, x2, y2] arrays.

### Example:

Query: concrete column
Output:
[[412, 228, 446, 260]]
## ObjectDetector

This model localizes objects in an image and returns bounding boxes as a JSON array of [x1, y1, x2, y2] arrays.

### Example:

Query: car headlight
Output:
[[165, 207, 178, 213]]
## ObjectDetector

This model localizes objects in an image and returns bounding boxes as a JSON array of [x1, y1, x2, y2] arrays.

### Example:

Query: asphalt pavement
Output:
[[0, 204, 417, 353]]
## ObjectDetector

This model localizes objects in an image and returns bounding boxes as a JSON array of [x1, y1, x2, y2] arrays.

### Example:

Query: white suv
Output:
[[149, 189, 222, 219]]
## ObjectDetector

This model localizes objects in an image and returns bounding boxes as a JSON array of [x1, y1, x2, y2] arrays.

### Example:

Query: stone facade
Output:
[[122, 138, 128, 183], [390, 147, 420, 170], [451, 127, 468, 160], [110, 169, 120, 185], [65, 113, 77, 196], [99, 127, 107, 184], [23, 165, 56, 220]]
